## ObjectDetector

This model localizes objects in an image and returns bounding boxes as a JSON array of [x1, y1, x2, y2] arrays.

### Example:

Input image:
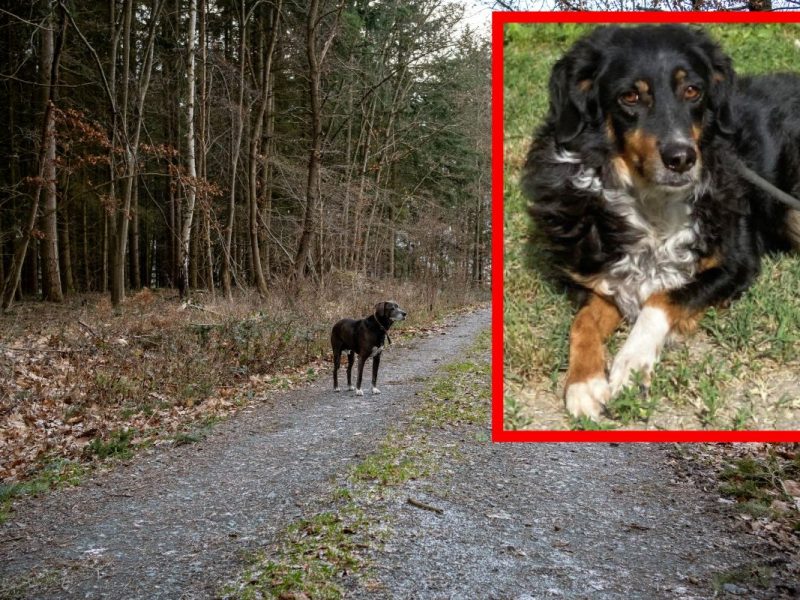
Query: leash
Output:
[[734, 158, 800, 212], [373, 311, 392, 345]]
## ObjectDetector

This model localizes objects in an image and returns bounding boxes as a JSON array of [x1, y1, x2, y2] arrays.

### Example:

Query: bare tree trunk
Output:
[[39, 7, 63, 302], [259, 70, 276, 278], [108, 0, 132, 307], [1, 2, 66, 311], [179, 0, 198, 298], [59, 188, 75, 293], [102, 212, 108, 292], [350, 98, 375, 271], [82, 199, 90, 290], [104, 0, 119, 297], [198, 0, 213, 294], [221, 0, 248, 299], [294, 0, 343, 280], [190, 218, 199, 289], [130, 175, 141, 289], [168, 174, 177, 286], [110, 0, 162, 309], [204, 208, 214, 293], [248, 1, 281, 295]]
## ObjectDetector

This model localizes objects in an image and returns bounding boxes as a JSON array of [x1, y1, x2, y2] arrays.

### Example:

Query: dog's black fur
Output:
[[524, 25, 800, 314], [522, 24, 800, 417], [331, 301, 407, 396]]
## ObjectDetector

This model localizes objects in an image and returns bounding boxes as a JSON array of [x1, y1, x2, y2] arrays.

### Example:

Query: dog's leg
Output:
[[355, 353, 367, 396], [346, 351, 355, 391], [609, 292, 700, 396], [371, 353, 381, 394], [565, 294, 622, 419], [333, 347, 341, 392]]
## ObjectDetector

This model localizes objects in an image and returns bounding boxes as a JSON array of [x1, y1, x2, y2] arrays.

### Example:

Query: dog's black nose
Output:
[[660, 142, 697, 173]]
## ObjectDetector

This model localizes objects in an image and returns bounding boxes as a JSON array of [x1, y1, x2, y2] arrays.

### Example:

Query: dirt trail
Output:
[[0, 305, 786, 599], [0, 308, 489, 599]]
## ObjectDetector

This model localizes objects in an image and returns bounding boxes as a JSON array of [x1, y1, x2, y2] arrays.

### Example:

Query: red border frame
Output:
[[492, 11, 800, 443]]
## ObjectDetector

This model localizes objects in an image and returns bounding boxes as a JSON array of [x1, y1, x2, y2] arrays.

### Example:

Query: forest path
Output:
[[0, 308, 490, 599], [0, 305, 784, 599]]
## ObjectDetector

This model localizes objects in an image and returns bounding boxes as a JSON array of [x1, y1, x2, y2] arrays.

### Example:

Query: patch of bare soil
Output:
[[511, 329, 800, 431]]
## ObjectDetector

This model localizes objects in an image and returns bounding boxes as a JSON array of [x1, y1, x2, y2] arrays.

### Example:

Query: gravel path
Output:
[[0, 308, 490, 599], [354, 439, 782, 599]]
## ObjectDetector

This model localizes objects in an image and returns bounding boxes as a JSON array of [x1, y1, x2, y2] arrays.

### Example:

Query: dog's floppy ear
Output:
[[693, 34, 736, 135], [548, 36, 605, 145], [374, 302, 386, 318]]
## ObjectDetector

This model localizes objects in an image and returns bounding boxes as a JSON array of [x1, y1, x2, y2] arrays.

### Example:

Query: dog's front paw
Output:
[[348, 385, 355, 391], [565, 377, 610, 419], [333, 386, 340, 392], [371, 387, 381, 395], [609, 345, 657, 396], [355, 388, 364, 396], [609, 306, 668, 396]]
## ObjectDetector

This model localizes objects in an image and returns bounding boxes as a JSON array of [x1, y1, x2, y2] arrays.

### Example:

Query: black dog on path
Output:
[[331, 301, 407, 396]]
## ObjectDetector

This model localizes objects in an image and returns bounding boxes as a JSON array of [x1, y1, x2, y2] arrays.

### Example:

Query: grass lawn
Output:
[[502, 22, 800, 431]]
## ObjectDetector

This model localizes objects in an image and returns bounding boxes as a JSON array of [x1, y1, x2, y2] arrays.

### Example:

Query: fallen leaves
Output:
[[671, 443, 800, 593], [0, 293, 314, 483]]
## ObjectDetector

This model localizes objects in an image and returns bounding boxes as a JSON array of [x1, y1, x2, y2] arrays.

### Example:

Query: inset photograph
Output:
[[502, 20, 800, 433]]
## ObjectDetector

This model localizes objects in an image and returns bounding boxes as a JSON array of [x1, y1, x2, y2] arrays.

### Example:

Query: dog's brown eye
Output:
[[684, 86, 702, 101], [619, 90, 639, 105]]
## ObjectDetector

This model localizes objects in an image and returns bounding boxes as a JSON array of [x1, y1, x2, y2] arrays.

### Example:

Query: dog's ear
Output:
[[374, 302, 386, 318], [693, 34, 736, 135], [549, 35, 605, 145]]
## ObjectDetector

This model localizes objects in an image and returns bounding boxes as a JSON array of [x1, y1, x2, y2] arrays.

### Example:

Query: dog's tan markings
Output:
[[691, 123, 703, 142], [621, 128, 660, 178], [565, 294, 622, 387], [645, 291, 703, 336], [605, 115, 617, 144], [698, 252, 721, 273], [713, 72, 725, 84], [674, 69, 687, 86], [634, 80, 653, 107], [577, 78, 593, 93], [609, 156, 632, 187]]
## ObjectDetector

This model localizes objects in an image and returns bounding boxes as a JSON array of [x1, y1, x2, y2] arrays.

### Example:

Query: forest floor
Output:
[[2, 305, 800, 599]]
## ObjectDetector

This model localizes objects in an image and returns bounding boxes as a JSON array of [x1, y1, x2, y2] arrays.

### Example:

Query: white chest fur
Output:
[[567, 161, 704, 322]]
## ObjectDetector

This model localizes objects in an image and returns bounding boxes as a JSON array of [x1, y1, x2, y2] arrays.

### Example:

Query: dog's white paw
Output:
[[372, 387, 381, 395], [565, 377, 610, 419], [355, 388, 364, 396], [609, 306, 669, 396], [348, 385, 355, 391], [333, 387, 340, 392], [609, 349, 657, 395]]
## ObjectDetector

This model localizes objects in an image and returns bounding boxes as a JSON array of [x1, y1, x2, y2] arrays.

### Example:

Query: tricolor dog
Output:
[[524, 25, 800, 419], [331, 301, 407, 396]]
